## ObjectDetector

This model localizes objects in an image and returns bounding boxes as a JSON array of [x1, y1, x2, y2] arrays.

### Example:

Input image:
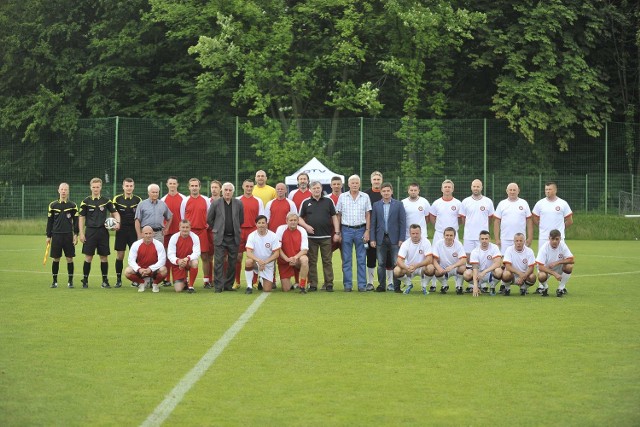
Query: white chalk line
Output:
[[139, 292, 270, 427]]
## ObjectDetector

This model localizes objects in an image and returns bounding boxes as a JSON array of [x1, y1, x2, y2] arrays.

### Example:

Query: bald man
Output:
[[125, 226, 168, 293], [459, 179, 494, 258]]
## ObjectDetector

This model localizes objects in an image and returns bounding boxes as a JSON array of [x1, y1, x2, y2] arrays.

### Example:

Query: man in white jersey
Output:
[[429, 179, 461, 291], [402, 182, 430, 240], [501, 233, 536, 296], [394, 224, 433, 295], [426, 227, 467, 294], [494, 183, 533, 252], [535, 229, 574, 297], [532, 181, 573, 249], [244, 215, 281, 293], [465, 230, 503, 296], [460, 179, 494, 257]]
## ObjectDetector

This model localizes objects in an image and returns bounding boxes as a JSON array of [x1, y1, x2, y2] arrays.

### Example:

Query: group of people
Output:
[[46, 171, 575, 297]]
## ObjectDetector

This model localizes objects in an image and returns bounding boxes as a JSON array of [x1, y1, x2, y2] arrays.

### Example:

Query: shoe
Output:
[[498, 284, 505, 294], [504, 289, 511, 296], [429, 285, 436, 293], [138, 283, 145, 292], [325, 285, 334, 292], [81, 279, 88, 289], [465, 286, 473, 293], [308, 286, 318, 292], [403, 284, 413, 294], [162, 280, 172, 287], [245, 287, 253, 294], [520, 287, 526, 296], [541, 288, 549, 297], [50, 282, 58, 288], [358, 288, 367, 292], [376, 285, 386, 292], [456, 287, 463, 295], [320, 284, 327, 291], [152, 284, 159, 293], [490, 287, 496, 296], [131, 282, 138, 288], [115, 280, 122, 288], [67, 282, 74, 289], [101, 280, 111, 289], [214, 288, 222, 293], [188, 287, 195, 293], [232, 283, 240, 290], [365, 283, 375, 292], [422, 287, 429, 295], [440, 285, 449, 294], [204, 283, 212, 289], [273, 283, 277, 290], [292, 283, 299, 290], [344, 287, 352, 292], [556, 289, 563, 298], [257, 282, 263, 290], [225, 287, 237, 292], [481, 287, 488, 294], [535, 287, 543, 294], [387, 283, 395, 292], [562, 288, 568, 295], [299, 287, 307, 294]]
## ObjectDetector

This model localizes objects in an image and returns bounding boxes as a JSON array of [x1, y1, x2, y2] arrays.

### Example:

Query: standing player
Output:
[[427, 227, 467, 294], [265, 183, 297, 233], [532, 181, 573, 249], [206, 180, 222, 284], [501, 233, 536, 296], [494, 182, 533, 252], [459, 179, 494, 258], [429, 179, 461, 291], [402, 182, 430, 240], [124, 226, 167, 293], [78, 177, 120, 288], [161, 176, 187, 286], [275, 213, 310, 292], [112, 178, 142, 288], [535, 229, 575, 297], [327, 176, 344, 257], [253, 170, 277, 207], [46, 182, 79, 288], [180, 178, 211, 288], [465, 230, 503, 296], [288, 172, 311, 210], [394, 224, 433, 294], [244, 215, 281, 293], [167, 220, 201, 293], [364, 171, 384, 290], [235, 179, 265, 289]]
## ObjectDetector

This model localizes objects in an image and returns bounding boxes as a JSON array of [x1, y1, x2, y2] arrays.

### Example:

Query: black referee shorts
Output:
[[51, 233, 75, 259], [114, 227, 137, 251], [82, 227, 110, 256]]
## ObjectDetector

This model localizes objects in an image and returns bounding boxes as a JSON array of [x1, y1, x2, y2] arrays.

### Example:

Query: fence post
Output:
[[21, 184, 25, 220], [359, 117, 364, 179], [605, 122, 608, 214], [235, 116, 239, 191], [585, 174, 588, 212], [483, 118, 487, 186], [113, 116, 119, 197]]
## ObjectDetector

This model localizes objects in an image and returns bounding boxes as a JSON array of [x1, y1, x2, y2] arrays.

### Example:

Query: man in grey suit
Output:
[[207, 182, 244, 292], [370, 182, 406, 293]]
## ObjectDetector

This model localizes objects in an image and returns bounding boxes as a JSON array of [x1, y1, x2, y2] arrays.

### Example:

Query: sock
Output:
[[67, 262, 74, 282], [100, 262, 108, 281], [83, 261, 91, 279], [505, 283, 511, 291], [541, 281, 548, 289], [189, 267, 198, 287], [208, 260, 213, 282], [203, 277, 210, 284], [455, 276, 463, 289], [299, 278, 307, 289], [404, 277, 412, 287], [367, 267, 375, 284], [52, 261, 59, 283], [438, 277, 446, 287], [245, 269, 255, 288], [559, 273, 571, 290], [115, 259, 123, 279], [421, 276, 429, 289], [386, 270, 393, 285], [235, 258, 242, 284], [490, 279, 497, 290]]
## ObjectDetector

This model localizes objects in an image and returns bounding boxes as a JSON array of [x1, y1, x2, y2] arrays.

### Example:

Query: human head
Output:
[[409, 224, 422, 243], [380, 182, 393, 201], [255, 170, 268, 187], [286, 212, 299, 229], [407, 182, 420, 200], [58, 182, 69, 200], [513, 232, 525, 251], [210, 180, 222, 198], [370, 171, 383, 189], [297, 173, 309, 190], [242, 179, 254, 196], [471, 179, 483, 197], [549, 229, 562, 248], [122, 178, 134, 195], [90, 177, 102, 197], [275, 182, 287, 199], [310, 181, 322, 199], [188, 178, 201, 196], [255, 215, 268, 233], [222, 182, 235, 201], [147, 183, 160, 201], [166, 176, 179, 194], [179, 219, 191, 237], [443, 227, 457, 245], [331, 176, 343, 194], [141, 225, 154, 243], [479, 230, 491, 249], [441, 179, 454, 198], [545, 181, 558, 199], [506, 183, 520, 200], [348, 175, 361, 193]]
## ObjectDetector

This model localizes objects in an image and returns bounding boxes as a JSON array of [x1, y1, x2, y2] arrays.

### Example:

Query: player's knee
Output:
[[245, 259, 255, 269], [563, 264, 574, 274], [425, 265, 435, 275], [299, 255, 309, 266]]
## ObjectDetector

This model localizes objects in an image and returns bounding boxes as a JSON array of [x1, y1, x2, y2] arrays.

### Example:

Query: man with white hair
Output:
[[135, 183, 173, 243], [494, 182, 533, 252]]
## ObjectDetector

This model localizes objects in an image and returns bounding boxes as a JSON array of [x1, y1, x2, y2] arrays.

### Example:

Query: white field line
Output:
[[140, 292, 270, 427]]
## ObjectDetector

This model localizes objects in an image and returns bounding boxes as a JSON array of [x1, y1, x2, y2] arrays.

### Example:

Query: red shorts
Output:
[[239, 227, 256, 252], [277, 258, 299, 279], [192, 228, 210, 253], [171, 264, 188, 282]]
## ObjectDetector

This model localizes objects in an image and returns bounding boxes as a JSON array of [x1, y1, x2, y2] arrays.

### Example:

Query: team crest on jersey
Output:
[[418, 206, 423, 211], [451, 206, 457, 211], [555, 206, 560, 211], [480, 206, 486, 211], [521, 259, 528, 266], [419, 250, 423, 254], [486, 255, 492, 260], [99, 206, 104, 211], [452, 252, 458, 257], [265, 243, 271, 249], [67, 213, 71, 218], [558, 254, 564, 259], [519, 206, 523, 210]]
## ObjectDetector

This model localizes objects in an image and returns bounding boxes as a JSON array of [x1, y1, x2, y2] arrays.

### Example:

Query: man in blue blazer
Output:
[[370, 182, 406, 292]]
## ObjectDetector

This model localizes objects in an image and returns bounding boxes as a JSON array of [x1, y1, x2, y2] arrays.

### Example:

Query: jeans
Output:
[[341, 226, 366, 290], [376, 235, 399, 286]]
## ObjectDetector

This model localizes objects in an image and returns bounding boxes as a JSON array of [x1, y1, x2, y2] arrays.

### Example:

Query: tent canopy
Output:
[[284, 157, 344, 192]]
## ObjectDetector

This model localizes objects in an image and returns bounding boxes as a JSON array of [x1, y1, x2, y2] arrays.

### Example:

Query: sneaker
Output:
[[138, 283, 145, 292], [299, 287, 307, 294], [387, 283, 395, 292], [152, 284, 160, 293], [456, 287, 463, 295], [520, 287, 526, 296], [115, 280, 122, 288], [541, 288, 549, 297], [67, 282, 74, 289], [375, 284, 386, 292], [403, 284, 413, 294], [292, 283, 299, 290], [131, 282, 138, 288], [440, 285, 449, 294], [257, 282, 263, 291], [465, 286, 473, 293], [344, 287, 352, 292], [320, 284, 327, 291], [490, 287, 496, 296], [365, 283, 375, 292], [204, 283, 212, 289], [81, 279, 88, 289], [50, 282, 58, 288], [562, 288, 568, 295], [308, 286, 318, 292], [481, 287, 489, 294], [245, 287, 253, 294], [187, 287, 195, 293], [232, 283, 241, 290], [498, 284, 505, 294], [162, 280, 172, 287], [429, 285, 436, 293], [101, 280, 111, 289], [504, 289, 511, 296], [422, 287, 429, 295], [535, 287, 543, 294], [325, 285, 334, 292], [556, 289, 563, 298]]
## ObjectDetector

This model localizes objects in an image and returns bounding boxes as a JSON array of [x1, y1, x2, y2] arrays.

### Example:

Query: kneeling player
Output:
[[275, 213, 309, 293], [244, 215, 281, 293], [501, 233, 536, 296], [168, 220, 201, 293], [124, 226, 167, 293], [427, 227, 467, 294], [535, 229, 574, 297], [465, 230, 503, 296], [394, 224, 433, 294]]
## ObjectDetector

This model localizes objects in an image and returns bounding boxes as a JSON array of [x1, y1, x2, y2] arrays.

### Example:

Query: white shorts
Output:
[[401, 267, 424, 279], [254, 261, 276, 282], [475, 271, 495, 285], [500, 240, 513, 253], [463, 239, 479, 254]]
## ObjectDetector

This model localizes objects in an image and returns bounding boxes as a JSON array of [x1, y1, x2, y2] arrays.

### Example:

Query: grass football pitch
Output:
[[0, 236, 639, 426]]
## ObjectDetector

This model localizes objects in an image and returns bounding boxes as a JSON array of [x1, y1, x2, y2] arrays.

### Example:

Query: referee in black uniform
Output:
[[112, 178, 142, 288], [46, 182, 79, 288], [78, 177, 120, 288]]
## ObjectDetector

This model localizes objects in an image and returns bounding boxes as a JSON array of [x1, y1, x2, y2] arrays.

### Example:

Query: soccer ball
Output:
[[104, 217, 118, 230]]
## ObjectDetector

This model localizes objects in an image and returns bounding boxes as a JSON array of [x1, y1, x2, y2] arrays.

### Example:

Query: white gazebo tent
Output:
[[285, 157, 344, 195]]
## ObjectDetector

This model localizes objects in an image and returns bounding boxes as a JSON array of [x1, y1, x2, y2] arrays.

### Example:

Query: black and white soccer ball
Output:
[[104, 217, 118, 230]]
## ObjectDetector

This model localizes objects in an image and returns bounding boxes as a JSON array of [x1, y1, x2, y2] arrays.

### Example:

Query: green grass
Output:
[[1, 237, 639, 426]]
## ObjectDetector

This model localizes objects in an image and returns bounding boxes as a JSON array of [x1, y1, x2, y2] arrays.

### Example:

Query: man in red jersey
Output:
[[167, 220, 201, 293], [180, 178, 211, 289], [235, 179, 265, 288], [288, 172, 311, 210], [265, 183, 297, 233], [275, 213, 309, 292], [124, 226, 168, 293], [327, 176, 343, 255], [161, 176, 187, 286]]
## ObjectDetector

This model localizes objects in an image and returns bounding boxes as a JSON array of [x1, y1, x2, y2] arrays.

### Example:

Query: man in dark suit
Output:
[[370, 182, 406, 292], [207, 182, 244, 292]]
